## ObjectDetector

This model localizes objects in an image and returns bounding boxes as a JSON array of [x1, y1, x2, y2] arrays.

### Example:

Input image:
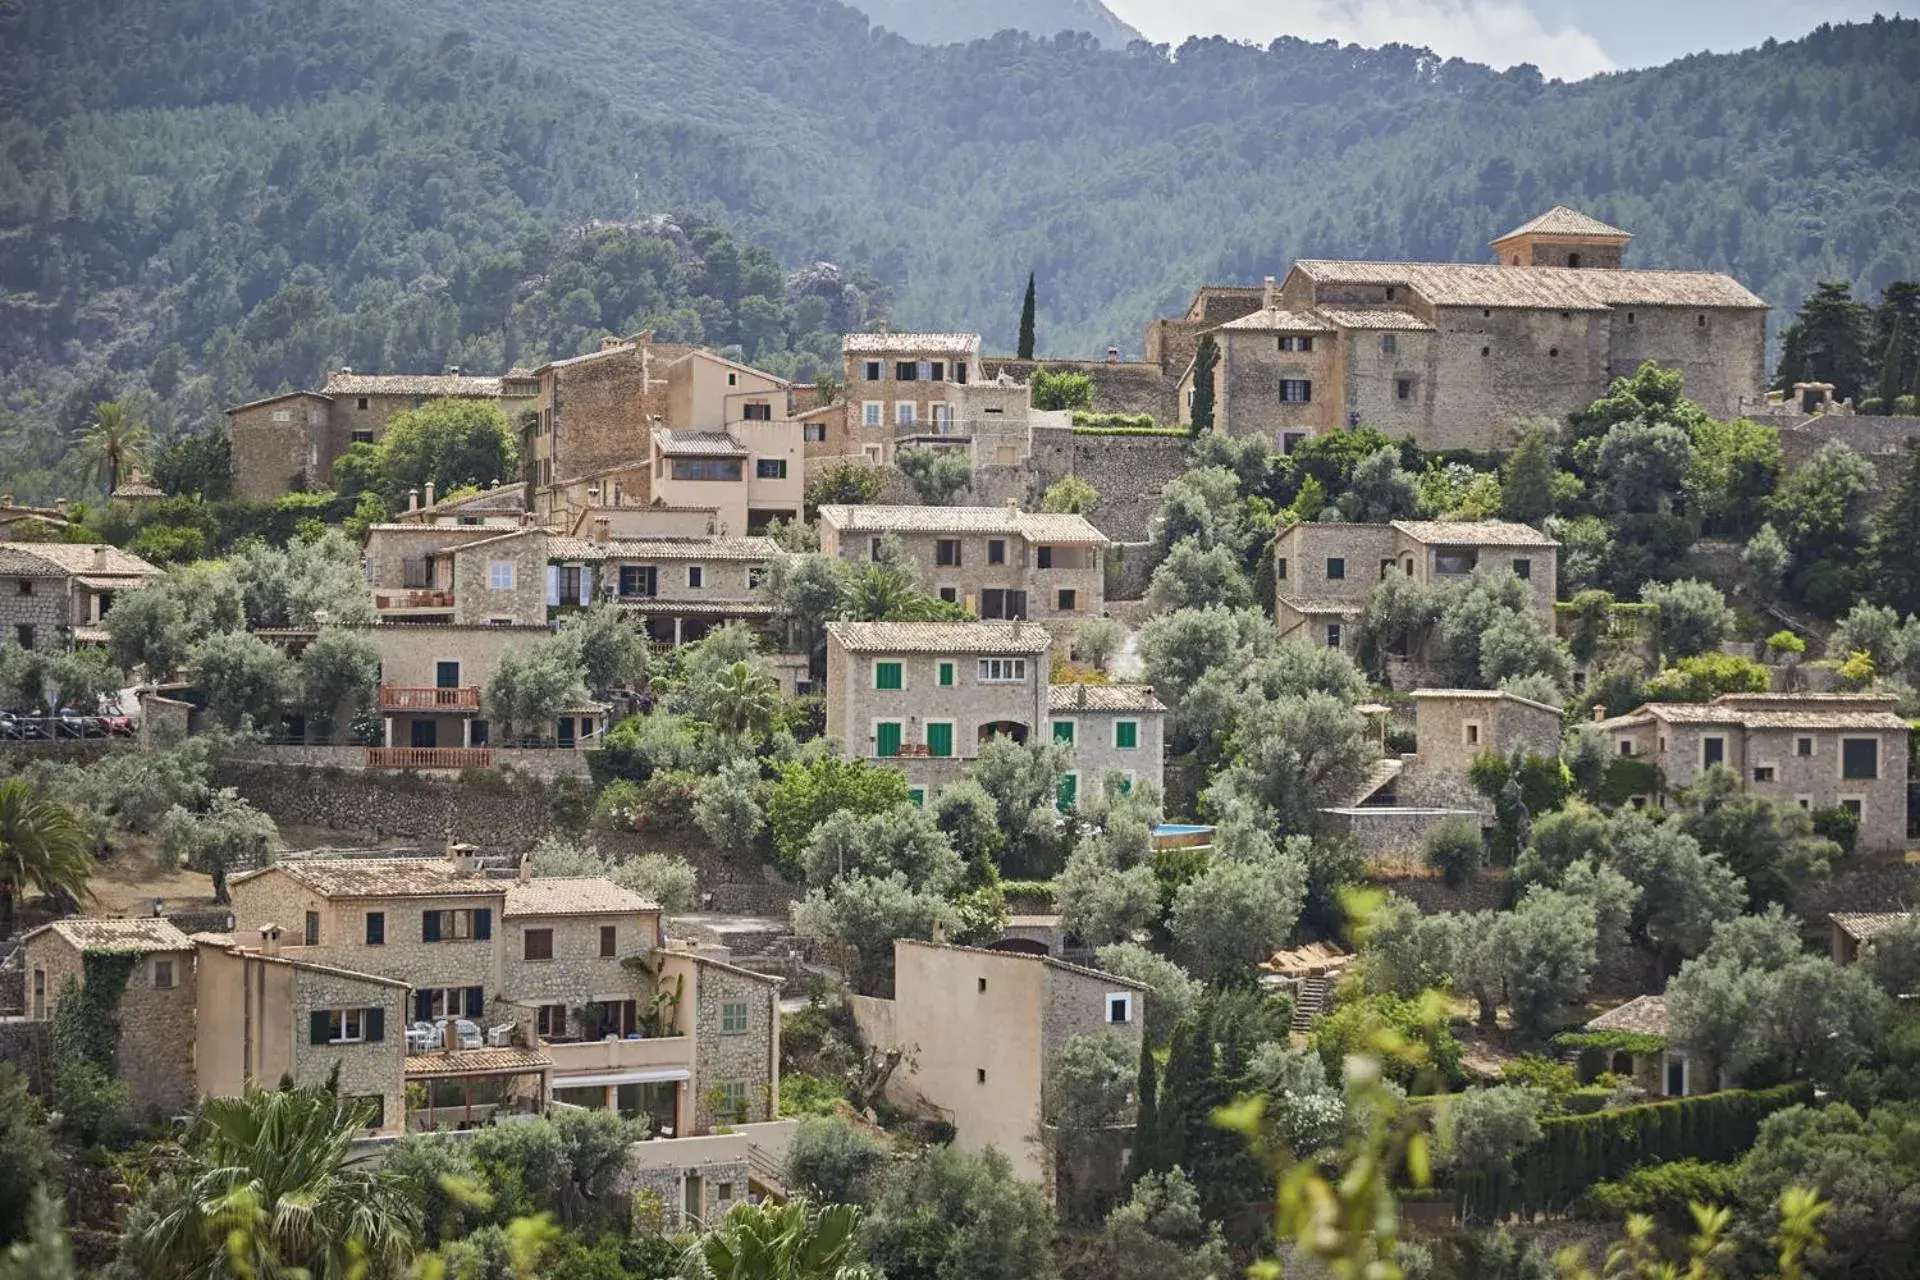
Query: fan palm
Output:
[[79, 400, 152, 494], [708, 660, 780, 738], [118, 1086, 420, 1280], [691, 1200, 874, 1280], [0, 778, 92, 938]]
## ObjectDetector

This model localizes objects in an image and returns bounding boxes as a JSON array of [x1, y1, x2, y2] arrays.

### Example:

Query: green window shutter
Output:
[[908, 788, 925, 808], [364, 1007, 385, 1043], [876, 723, 903, 757], [1053, 722, 1074, 745], [927, 723, 953, 758], [1056, 774, 1078, 812], [938, 662, 954, 687], [310, 1011, 332, 1046], [1116, 721, 1138, 750], [474, 909, 492, 941], [875, 662, 902, 691]]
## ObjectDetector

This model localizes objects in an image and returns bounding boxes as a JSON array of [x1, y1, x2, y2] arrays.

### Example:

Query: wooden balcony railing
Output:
[[375, 590, 455, 610], [378, 685, 482, 711], [366, 747, 493, 770]]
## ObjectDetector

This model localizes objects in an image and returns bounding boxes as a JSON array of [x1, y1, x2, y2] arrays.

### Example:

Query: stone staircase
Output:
[[1289, 975, 1333, 1033]]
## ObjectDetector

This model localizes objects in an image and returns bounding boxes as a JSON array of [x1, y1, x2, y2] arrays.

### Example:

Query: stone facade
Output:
[[228, 392, 333, 499], [979, 357, 1177, 423], [1142, 285, 1268, 380], [842, 334, 984, 464], [1047, 684, 1168, 803], [291, 966, 408, 1132], [1407, 690, 1564, 780], [689, 960, 781, 1132], [0, 542, 161, 651], [528, 339, 692, 494]]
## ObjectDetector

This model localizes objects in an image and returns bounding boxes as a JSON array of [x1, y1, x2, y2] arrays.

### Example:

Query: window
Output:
[[1464, 722, 1482, 747], [748, 566, 769, 590], [1325, 557, 1346, 580], [938, 587, 957, 603], [716, 1081, 749, 1121], [977, 1069, 988, 1084], [1842, 738, 1880, 780], [488, 561, 515, 591], [1057, 773, 1079, 811], [1664, 1053, 1688, 1098], [977, 977, 988, 993], [422, 908, 489, 943], [1275, 557, 1288, 580], [1036, 546, 1056, 570], [722, 1001, 749, 1035], [1282, 431, 1307, 454], [1434, 550, 1477, 576], [1481, 346, 1491, 357], [351, 429, 374, 445], [305, 911, 320, 947], [755, 458, 788, 479], [930, 361, 946, 381], [1057, 588, 1077, 611], [1326, 624, 1343, 649], [1277, 335, 1315, 352], [1842, 797, 1864, 819], [804, 422, 827, 442], [925, 722, 954, 758], [619, 566, 658, 598], [1566, 253, 1582, 270], [1053, 721, 1076, 746], [537, 1004, 567, 1038], [1754, 765, 1776, 783], [1396, 377, 1413, 401], [524, 928, 554, 961], [727, 372, 740, 387], [687, 566, 703, 589], [863, 361, 883, 382], [862, 402, 883, 427], [978, 657, 1028, 683], [980, 588, 1027, 620], [365, 911, 385, 946], [14, 625, 32, 649], [987, 539, 1006, 565], [1513, 557, 1532, 581], [1384, 287, 1397, 301], [1702, 737, 1726, 769], [875, 722, 903, 758], [1115, 721, 1139, 750], [936, 539, 961, 567], [938, 662, 955, 687], [895, 361, 918, 381], [874, 661, 903, 690], [1107, 993, 1134, 1024], [1618, 739, 1635, 757], [13, 581, 28, 596], [894, 402, 917, 427], [671, 458, 744, 482], [272, 409, 292, 423], [356, 396, 370, 410], [1797, 737, 1814, 757], [1381, 334, 1398, 355], [908, 787, 925, 807], [1280, 379, 1313, 403], [314, 1007, 379, 1045], [153, 959, 175, 990]]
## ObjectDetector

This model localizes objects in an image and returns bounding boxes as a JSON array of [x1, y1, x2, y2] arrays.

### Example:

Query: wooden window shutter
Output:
[[473, 909, 492, 940], [422, 911, 441, 943], [465, 986, 485, 1017], [364, 1007, 385, 1043], [310, 1011, 331, 1046]]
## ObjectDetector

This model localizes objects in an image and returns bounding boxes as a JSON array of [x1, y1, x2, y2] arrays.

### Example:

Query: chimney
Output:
[[446, 364, 461, 376], [1263, 275, 1279, 310], [601, 335, 624, 352], [92, 545, 108, 571], [517, 854, 532, 885], [54, 500, 67, 514], [424, 481, 436, 509], [1591, 704, 1607, 723], [258, 924, 282, 958], [450, 842, 478, 876], [1106, 347, 1120, 364], [407, 488, 420, 512], [593, 518, 611, 543], [931, 919, 946, 945]]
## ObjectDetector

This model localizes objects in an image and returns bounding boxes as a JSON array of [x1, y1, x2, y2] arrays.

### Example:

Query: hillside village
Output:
[[3, 205, 1920, 1277]]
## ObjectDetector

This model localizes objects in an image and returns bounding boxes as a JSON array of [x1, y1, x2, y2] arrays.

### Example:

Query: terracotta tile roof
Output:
[[653, 430, 748, 458], [110, 479, 167, 499], [1411, 688, 1564, 716], [826, 621, 1054, 655], [1494, 206, 1632, 242], [504, 878, 659, 917], [547, 536, 776, 563], [842, 333, 980, 356], [28, 917, 194, 953], [422, 484, 528, 514], [616, 600, 777, 616], [321, 372, 506, 398], [234, 859, 505, 900], [226, 391, 333, 413], [1830, 912, 1917, 941], [0, 542, 162, 577], [1316, 308, 1435, 332], [1631, 699, 1911, 731], [404, 1048, 552, 1079], [1217, 308, 1335, 333], [1293, 261, 1764, 311], [1277, 595, 1365, 617], [1048, 683, 1168, 713], [1584, 994, 1669, 1038], [1390, 520, 1558, 547], [895, 937, 1151, 989], [817, 504, 1108, 545]]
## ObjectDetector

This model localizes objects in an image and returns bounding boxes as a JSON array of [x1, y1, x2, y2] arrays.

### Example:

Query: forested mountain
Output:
[[2, 0, 1918, 500], [848, 0, 1141, 47]]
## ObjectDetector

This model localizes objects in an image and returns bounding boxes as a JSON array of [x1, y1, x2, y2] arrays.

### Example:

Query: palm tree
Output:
[[691, 1200, 873, 1280], [0, 778, 92, 938], [118, 1085, 420, 1280], [708, 660, 780, 738], [78, 400, 152, 494]]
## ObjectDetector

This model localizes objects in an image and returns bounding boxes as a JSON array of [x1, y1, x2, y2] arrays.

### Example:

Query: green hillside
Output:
[[848, 0, 1142, 47]]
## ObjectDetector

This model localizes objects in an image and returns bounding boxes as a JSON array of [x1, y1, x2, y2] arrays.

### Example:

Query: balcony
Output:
[[545, 1035, 694, 1078], [366, 747, 494, 770], [379, 685, 482, 712], [375, 589, 456, 611]]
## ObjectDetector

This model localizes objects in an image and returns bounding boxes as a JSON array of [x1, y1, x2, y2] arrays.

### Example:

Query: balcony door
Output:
[[411, 720, 438, 749]]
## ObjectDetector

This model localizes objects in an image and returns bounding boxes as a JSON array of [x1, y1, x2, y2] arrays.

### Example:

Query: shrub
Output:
[[1423, 816, 1484, 887], [1577, 1159, 1739, 1231], [1811, 804, 1860, 854], [1311, 992, 1465, 1091], [779, 1073, 847, 1117]]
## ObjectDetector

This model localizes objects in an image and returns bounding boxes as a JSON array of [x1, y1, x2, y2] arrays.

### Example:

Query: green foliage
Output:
[[1092, 1167, 1232, 1280], [860, 1144, 1057, 1280], [1577, 1159, 1741, 1231], [1811, 804, 1860, 854], [0, 1069, 49, 1250], [767, 754, 910, 876], [786, 1115, 888, 1206], [805, 462, 886, 514], [1018, 271, 1037, 360], [1454, 1083, 1813, 1224], [1188, 336, 1218, 433], [1639, 578, 1736, 663], [188, 630, 297, 730], [1040, 474, 1098, 514], [158, 787, 279, 904], [1436, 1086, 1546, 1177], [1645, 652, 1772, 703], [893, 444, 973, 506], [1551, 1029, 1668, 1056], [1423, 815, 1484, 887], [1030, 367, 1094, 412], [0, 778, 94, 935], [697, 1200, 870, 1280], [1311, 992, 1465, 1091], [485, 631, 588, 742]]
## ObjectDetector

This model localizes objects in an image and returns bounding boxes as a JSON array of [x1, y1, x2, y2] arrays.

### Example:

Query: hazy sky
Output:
[[1101, 0, 1899, 80]]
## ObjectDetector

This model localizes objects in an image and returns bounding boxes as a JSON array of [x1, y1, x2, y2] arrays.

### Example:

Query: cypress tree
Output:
[[1017, 272, 1037, 360], [1189, 335, 1218, 433], [1500, 426, 1556, 524], [1875, 314, 1906, 413], [1126, 1039, 1158, 1185], [1153, 1017, 1203, 1174], [1869, 439, 1920, 615]]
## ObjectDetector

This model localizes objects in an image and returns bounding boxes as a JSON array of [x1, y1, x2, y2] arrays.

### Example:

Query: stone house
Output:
[[1577, 995, 1697, 1098], [842, 333, 984, 464], [1829, 912, 1917, 966], [817, 504, 1108, 634], [354, 622, 606, 756], [1181, 208, 1767, 452], [227, 371, 535, 501], [226, 853, 781, 1139], [1046, 683, 1168, 808], [0, 542, 161, 652], [1143, 284, 1269, 382], [1274, 519, 1557, 665], [547, 531, 784, 649], [391, 482, 530, 527], [824, 621, 1055, 800], [1590, 693, 1913, 853], [21, 918, 199, 1118], [648, 422, 804, 536], [850, 939, 1148, 1188]]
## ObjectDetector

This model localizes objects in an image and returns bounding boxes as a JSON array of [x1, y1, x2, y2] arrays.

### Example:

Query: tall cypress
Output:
[[1126, 1039, 1158, 1186], [1153, 1017, 1202, 1174], [1875, 314, 1907, 413], [1189, 335, 1219, 433], [1018, 272, 1037, 360]]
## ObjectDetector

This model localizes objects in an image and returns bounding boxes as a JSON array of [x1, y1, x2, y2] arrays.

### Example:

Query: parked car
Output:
[[0, 712, 48, 741], [54, 709, 105, 739], [96, 714, 135, 737]]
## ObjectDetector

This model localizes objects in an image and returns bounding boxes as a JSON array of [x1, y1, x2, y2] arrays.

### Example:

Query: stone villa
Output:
[[0, 541, 162, 651]]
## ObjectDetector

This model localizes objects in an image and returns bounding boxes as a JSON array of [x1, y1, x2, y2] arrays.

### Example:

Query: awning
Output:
[[553, 1067, 691, 1089]]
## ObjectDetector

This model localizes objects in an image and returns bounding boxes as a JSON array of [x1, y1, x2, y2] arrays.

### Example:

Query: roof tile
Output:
[[817, 504, 1107, 545], [1390, 520, 1559, 547], [504, 878, 659, 918], [31, 917, 194, 953], [827, 621, 1054, 655], [1047, 683, 1168, 713], [842, 333, 981, 356], [1494, 206, 1632, 242]]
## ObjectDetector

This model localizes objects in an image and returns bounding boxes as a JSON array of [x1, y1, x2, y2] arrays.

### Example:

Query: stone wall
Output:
[[117, 951, 198, 1118], [1371, 867, 1512, 915], [0, 579, 67, 650], [1323, 807, 1485, 861], [1025, 428, 1190, 544], [0, 1019, 50, 1091], [692, 962, 779, 1132], [1104, 543, 1155, 603], [979, 359, 1177, 422], [291, 967, 406, 1132], [1771, 414, 1920, 495]]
